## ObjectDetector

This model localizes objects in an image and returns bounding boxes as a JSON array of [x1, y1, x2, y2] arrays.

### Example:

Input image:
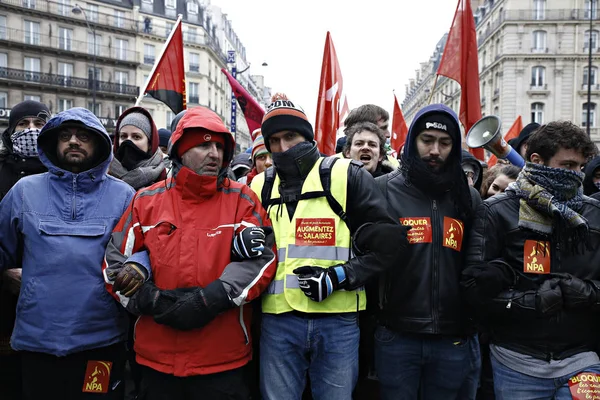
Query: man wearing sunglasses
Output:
[[0, 107, 135, 399]]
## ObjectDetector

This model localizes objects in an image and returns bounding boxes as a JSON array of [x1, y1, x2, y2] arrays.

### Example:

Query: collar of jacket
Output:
[[175, 165, 219, 200], [47, 160, 108, 192]]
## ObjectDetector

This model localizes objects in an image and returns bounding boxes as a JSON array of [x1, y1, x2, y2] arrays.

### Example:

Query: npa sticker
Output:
[[443, 217, 464, 252], [569, 372, 600, 399], [523, 240, 551, 274], [82, 360, 112, 394], [399, 217, 432, 244], [295, 218, 335, 246]]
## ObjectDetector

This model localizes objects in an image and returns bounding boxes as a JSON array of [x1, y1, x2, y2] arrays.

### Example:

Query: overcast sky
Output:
[[212, 0, 460, 123]]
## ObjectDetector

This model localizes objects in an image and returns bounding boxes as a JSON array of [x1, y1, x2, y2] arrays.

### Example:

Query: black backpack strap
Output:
[[260, 166, 277, 209], [319, 156, 348, 226]]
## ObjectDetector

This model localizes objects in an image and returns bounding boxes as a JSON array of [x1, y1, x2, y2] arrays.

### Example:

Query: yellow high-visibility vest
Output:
[[251, 157, 366, 314]]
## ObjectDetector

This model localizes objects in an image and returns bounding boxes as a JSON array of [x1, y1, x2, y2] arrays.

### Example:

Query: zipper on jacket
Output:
[[239, 305, 249, 345], [431, 199, 440, 332], [554, 241, 561, 271], [71, 175, 77, 220]]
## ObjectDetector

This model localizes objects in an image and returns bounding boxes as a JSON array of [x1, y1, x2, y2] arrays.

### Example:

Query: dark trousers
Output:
[[21, 342, 126, 400], [138, 365, 249, 400]]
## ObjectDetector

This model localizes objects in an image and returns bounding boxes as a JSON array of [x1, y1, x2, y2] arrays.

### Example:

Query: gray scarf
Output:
[[109, 148, 165, 190]]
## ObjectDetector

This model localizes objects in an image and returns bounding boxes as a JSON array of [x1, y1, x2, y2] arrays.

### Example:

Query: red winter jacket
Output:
[[104, 108, 276, 376]]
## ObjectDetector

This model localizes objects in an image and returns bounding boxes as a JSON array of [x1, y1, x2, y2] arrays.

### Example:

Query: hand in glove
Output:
[[462, 260, 515, 299], [352, 222, 410, 256], [232, 226, 273, 259], [558, 274, 600, 309], [292, 265, 347, 302], [153, 280, 232, 330], [113, 263, 148, 297], [506, 278, 563, 316]]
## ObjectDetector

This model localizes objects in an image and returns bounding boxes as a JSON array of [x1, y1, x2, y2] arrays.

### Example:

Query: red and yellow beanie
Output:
[[261, 93, 314, 152], [177, 128, 226, 158], [251, 133, 268, 163]]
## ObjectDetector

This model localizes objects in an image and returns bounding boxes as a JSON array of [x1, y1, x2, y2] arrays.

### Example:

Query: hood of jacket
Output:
[[584, 155, 600, 196], [37, 107, 113, 178], [461, 149, 483, 191], [168, 107, 235, 173], [403, 103, 463, 165], [113, 106, 159, 155]]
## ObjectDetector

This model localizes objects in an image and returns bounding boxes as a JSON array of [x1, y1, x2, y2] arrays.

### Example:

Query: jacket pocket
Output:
[[39, 221, 106, 237], [16, 277, 37, 314]]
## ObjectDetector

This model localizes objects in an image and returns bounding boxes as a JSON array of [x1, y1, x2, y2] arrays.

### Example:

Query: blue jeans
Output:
[[374, 325, 474, 400], [492, 354, 600, 400], [259, 312, 359, 400], [457, 334, 482, 400]]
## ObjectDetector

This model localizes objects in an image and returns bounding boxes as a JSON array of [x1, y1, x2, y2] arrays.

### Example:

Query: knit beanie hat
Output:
[[8, 100, 50, 134], [251, 133, 268, 162], [413, 112, 459, 143], [261, 93, 314, 152], [158, 128, 171, 148], [176, 129, 226, 158], [120, 112, 152, 142]]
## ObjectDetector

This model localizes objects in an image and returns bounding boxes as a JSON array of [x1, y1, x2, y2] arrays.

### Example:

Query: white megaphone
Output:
[[466, 115, 525, 168]]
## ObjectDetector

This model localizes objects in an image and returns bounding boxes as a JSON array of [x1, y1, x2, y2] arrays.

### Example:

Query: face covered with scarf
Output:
[[10, 116, 49, 158]]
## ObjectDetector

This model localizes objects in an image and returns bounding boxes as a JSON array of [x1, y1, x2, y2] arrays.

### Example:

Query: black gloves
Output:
[[461, 260, 515, 300], [557, 274, 600, 309], [153, 280, 232, 330], [113, 263, 148, 297], [352, 222, 410, 257], [232, 226, 273, 259], [292, 265, 347, 302], [500, 278, 563, 316]]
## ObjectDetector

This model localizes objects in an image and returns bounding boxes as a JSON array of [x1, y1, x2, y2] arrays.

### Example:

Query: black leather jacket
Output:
[[376, 170, 481, 336], [464, 191, 600, 360]]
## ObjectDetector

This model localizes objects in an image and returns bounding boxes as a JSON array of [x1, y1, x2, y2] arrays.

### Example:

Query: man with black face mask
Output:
[[109, 107, 166, 190], [250, 94, 409, 400], [0, 99, 50, 400], [374, 104, 482, 400]]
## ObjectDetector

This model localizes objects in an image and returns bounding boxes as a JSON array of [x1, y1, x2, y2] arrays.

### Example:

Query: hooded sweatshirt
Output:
[[0, 107, 135, 356], [583, 156, 600, 196], [461, 149, 484, 192], [110, 106, 166, 190]]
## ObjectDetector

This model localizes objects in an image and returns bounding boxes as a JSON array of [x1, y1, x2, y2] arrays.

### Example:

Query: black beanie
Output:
[[413, 112, 459, 143], [261, 94, 314, 152], [8, 100, 50, 134]]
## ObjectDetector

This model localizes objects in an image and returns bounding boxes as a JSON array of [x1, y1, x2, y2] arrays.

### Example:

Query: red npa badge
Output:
[[569, 372, 600, 399], [82, 360, 112, 394], [399, 217, 432, 244], [295, 218, 336, 246], [442, 217, 464, 252], [523, 240, 551, 274]]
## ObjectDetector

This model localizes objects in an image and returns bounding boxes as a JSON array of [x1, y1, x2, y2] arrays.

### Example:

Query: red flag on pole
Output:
[[315, 32, 345, 155], [487, 115, 523, 167], [136, 15, 186, 114], [391, 94, 409, 154], [436, 0, 483, 160], [221, 68, 265, 135]]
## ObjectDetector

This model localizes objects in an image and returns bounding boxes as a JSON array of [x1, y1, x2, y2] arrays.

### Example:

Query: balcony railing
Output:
[[189, 64, 199, 72], [188, 96, 199, 104], [530, 83, 548, 90], [0, 66, 138, 95], [143, 56, 155, 65], [0, 0, 137, 32], [0, 28, 139, 63], [477, 9, 598, 46]]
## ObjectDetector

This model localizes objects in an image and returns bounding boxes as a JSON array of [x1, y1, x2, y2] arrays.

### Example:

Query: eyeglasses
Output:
[[58, 131, 92, 143]]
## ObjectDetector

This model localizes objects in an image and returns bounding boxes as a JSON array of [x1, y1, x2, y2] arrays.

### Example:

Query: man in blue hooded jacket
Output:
[[374, 104, 482, 399], [0, 107, 135, 399]]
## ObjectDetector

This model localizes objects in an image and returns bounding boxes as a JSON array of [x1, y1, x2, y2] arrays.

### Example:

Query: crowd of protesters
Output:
[[0, 96, 599, 400]]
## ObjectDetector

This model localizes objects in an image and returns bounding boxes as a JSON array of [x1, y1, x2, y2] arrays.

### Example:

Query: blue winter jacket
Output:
[[0, 108, 135, 356]]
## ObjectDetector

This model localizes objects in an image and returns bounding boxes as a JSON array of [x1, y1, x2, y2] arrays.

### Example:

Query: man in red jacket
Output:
[[103, 107, 276, 400]]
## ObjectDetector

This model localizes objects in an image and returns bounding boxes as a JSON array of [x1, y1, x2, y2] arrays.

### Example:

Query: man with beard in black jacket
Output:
[[374, 104, 482, 400], [251, 94, 409, 400], [0, 100, 50, 400], [462, 121, 600, 399]]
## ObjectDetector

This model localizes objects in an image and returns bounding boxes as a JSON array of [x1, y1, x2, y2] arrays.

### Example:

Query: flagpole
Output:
[[135, 14, 183, 106], [428, 74, 440, 105]]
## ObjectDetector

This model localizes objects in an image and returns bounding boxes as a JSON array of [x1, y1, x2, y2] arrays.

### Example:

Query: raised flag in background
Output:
[[487, 115, 523, 167], [315, 32, 345, 155], [136, 15, 186, 114], [436, 0, 483, 160], [391, 93, 409, 155], [221, 68, 265, 135]]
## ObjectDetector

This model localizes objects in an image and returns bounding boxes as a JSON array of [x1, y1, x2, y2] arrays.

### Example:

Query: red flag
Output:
[[138, 16, 186, 114], [315, 32, 345, 155], [221, 68, 265, 135], [437, 0, 483, 160], [391, 94, 409, 154], [487, 116, 523, 167]]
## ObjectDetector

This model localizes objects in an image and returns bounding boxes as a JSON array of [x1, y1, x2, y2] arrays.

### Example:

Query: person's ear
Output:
[[529, 153, 543, 165]]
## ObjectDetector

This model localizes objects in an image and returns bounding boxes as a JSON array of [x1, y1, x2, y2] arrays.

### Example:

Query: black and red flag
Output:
[[221, 68, 265, 134], [136, 15, 186, 114]]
